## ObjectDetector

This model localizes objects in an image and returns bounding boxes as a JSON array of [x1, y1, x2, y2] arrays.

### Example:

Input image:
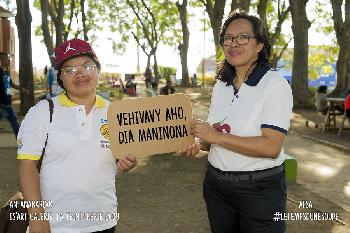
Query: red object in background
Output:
[[345, 94, 350, 111]]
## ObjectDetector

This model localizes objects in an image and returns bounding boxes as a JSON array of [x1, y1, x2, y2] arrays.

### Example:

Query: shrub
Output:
[[158, 66, 176, 80]]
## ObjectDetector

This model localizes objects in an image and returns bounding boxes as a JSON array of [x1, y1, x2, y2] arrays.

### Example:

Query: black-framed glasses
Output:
[[61, 62, 97, 78], [223, 34, 256, 46]]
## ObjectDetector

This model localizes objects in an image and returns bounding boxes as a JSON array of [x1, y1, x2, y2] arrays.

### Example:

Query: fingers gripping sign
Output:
[[193, 119, 221, 144], [182, 142, 201, 156], [116, 155, 138, 172]]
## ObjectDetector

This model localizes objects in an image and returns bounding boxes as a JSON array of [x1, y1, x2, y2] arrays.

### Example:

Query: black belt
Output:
[[208, 163, 284, 182]]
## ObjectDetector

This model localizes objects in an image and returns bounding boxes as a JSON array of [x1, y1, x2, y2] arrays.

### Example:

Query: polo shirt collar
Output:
[[244, 62, 272, 86], [58, 92, 106, 108]]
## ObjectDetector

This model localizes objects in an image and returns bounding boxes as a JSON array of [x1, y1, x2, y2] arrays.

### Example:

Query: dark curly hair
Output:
[[217, 11, 272, 86]]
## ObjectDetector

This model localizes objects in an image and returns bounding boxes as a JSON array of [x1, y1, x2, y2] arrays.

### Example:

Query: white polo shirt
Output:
[[207, 64, 293, 172], [17, 93, 117, 233]]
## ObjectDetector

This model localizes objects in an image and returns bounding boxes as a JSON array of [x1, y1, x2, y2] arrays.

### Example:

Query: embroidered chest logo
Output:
[[100, 123, 110, 149], [100, 124, 109, 140], [213, 123, 231, 134], [64, 42, 77, 54]]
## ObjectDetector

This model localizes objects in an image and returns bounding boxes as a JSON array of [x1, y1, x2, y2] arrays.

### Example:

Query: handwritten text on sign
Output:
[[107, 94, 194, 158]]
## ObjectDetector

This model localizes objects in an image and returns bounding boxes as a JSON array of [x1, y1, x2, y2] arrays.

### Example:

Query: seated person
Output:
[[125, 78, 136, 95], [160, 80, 175, 95], [126, 78, 135, 88], [315, 86, 328, 114], [191, 73, 198, 86], [149, 82, 158, 96]]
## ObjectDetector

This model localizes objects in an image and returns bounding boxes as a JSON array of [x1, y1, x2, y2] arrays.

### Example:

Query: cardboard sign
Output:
[[107, 94, 194, 158]]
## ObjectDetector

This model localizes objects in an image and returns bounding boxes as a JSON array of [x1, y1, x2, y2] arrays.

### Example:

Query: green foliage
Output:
[[197, 72, 216, 86], [100, 0, 180, 56], [190, 0, 204, 8], [215, 46, 224, 62], [322, 65, 333, 75], [308, 69, 319, 80], [313, 0, 335, 38], [158, 66, 176, 80], [307, 46, 338, 79], [280, 45, 338, 80], [33, 0, 104, 42]]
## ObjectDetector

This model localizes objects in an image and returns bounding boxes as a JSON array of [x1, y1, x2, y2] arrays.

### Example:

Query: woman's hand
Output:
[[116, 155, 137, 172], [29, 219, 51, 233], [192, 119, 220, 144], [181, 142, 201, 157]]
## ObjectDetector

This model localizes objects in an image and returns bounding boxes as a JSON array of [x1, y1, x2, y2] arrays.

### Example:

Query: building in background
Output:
[[196, 55, 216, 76], [0, 6, 16, 81]]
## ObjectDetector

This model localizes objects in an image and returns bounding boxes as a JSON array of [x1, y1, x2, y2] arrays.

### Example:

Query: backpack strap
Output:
[[36, 98, 54, 172]]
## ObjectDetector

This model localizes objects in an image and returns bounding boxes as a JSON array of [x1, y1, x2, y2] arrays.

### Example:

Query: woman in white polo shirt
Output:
[[17, 39, 137, 233], [183, 11, 293, 233]]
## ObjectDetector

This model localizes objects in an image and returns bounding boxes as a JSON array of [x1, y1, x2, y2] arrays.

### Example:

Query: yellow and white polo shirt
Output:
[[207, 63, 293, 172], [17, 93, 118, 233]]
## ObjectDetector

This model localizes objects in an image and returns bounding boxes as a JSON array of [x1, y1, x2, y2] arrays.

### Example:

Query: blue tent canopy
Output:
[[277, 62, 336, 87]]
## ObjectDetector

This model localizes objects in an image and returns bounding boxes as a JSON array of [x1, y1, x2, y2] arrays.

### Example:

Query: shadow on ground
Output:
[[116, 152, 350, 233], [1, 146, 349, 232]]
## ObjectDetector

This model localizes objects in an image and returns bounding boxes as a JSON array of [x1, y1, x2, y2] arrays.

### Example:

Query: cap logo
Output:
[[64, 42, 77, 54]]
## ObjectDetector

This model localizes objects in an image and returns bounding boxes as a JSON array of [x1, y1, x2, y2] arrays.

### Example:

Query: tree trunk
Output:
[[257, 0, 268, 31], [64, 0, 76, 41], [258, 0, 290, 67], [231, 0, 250, 12], [55, 0, 64, 45], [332, 43, 350, 96], [81, 0, 88, 41], [204, 0, 226, 60], [178, 44, 189, 86], [290, 0, 310, 107], [40, 0, 54, 57], [330, 0, 350, 96], [153, 53, 160, 82], [146, 54, 151, 71], [15, 0, 35, 115], [176, 0, 190, 87]]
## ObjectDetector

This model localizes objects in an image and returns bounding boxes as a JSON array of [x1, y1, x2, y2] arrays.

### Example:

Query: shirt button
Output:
[[82, 123, 86, 126], [79, 108, 83, 112]]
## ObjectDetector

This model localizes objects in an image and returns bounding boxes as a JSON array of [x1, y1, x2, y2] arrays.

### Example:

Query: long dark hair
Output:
[[217, 11, 272, 86]]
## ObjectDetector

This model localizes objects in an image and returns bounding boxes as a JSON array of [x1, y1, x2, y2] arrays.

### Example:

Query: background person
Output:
[[160, 80, 175, 95], [182, 11, 293, 233], [149, 82, 159, 96], [0, 58, 20, 138], [144, 68, 153, 88], [314, 85, 328, 114], [47, 54, 64, 98], [17, 38, 137, 233]]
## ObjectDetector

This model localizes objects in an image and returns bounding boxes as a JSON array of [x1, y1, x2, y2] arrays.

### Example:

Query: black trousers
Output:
[[203, 166, 286, 233], [92, 226, 115, 233]]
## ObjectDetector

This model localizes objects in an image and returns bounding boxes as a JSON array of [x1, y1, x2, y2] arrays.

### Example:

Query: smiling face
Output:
[[223, 18, 263, 71], [59, 55, 99, 97]]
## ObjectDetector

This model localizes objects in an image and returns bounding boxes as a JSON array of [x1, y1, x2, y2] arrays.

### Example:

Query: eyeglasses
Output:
[[223, 34, 256, 46], [61, 62, 97, 78]]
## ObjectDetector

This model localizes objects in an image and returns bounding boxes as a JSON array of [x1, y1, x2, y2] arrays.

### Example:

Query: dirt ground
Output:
[[1, 85, 349, 232], [1, 147, 349, 233]]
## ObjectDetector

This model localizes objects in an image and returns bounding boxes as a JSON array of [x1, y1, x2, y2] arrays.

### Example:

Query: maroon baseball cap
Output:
[[54, 38, 100, 69]]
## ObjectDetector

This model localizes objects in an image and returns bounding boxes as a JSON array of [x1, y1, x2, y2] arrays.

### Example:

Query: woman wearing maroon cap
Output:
[[17, 38, 137, 233]]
